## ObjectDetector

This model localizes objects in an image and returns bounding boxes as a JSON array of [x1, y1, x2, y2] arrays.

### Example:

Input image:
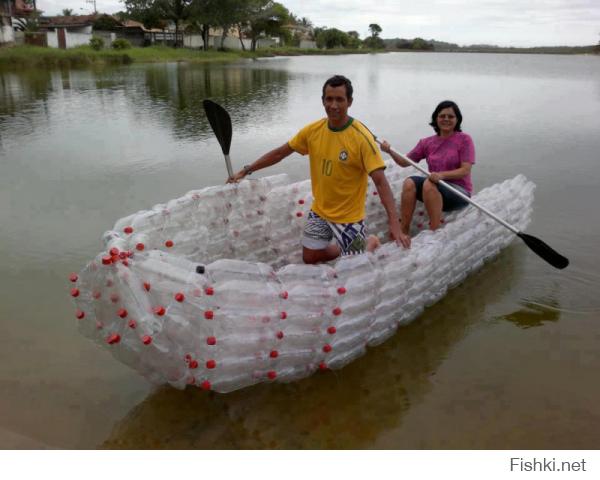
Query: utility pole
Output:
[[85, 0, 97, 14]]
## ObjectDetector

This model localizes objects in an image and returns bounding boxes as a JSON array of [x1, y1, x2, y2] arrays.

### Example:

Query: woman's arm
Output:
[[379, 140, 412, 167], [428, 162, 472, 183]]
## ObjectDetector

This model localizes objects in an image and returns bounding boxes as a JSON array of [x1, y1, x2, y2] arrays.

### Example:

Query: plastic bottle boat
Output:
[[70, 161, 535, 393]]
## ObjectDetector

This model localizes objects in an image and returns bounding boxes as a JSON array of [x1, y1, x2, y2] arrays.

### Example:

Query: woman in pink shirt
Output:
[[381, 100, 475, 234]]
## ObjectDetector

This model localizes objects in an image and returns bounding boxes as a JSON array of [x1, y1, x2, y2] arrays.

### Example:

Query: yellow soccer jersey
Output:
[[288, 117, 385, 223]]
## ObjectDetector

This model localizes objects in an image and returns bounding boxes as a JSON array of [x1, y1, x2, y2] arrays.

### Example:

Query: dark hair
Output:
[[429, 100, 463, 134], [322, 75, 353, 101]]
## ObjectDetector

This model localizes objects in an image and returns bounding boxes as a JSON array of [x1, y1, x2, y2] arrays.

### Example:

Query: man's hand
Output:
[[389, 220, 411, 248], [226, 170, 247, 184]]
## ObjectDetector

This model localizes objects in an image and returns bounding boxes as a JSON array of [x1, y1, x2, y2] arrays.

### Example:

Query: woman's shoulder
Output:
[[454, 131, 474, 143], [418, 134, 440, 145]]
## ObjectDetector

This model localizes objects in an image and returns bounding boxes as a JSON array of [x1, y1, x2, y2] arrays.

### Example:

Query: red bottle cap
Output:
[[204, 310, 214, 320], [206, 336, 216, 346], [124, 226, 133, 234], [206, 359, 216, 369], [174, 292, 185, 302], [69, 273, 78, 282], [142, 335, 152, 345], [117, 308, 128, 318]]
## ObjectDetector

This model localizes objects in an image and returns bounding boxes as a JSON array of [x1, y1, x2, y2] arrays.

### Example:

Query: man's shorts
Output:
[[410, 175, 470, 212], [302, 210, 368, 256]]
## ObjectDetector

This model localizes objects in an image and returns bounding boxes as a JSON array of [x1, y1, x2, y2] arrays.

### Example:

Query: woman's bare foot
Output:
[[366, 235, 381, 252]]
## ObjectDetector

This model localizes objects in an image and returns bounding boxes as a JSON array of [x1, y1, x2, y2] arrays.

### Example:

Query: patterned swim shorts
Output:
[[302, 210, 368, 256]]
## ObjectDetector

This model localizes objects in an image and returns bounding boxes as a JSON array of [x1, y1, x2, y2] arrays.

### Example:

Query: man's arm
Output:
[[370, 168, 411, 248], [227, 143, 295, 183]]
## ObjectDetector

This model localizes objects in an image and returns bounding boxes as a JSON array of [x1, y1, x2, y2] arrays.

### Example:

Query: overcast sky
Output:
[[38, 0, 600, 47]]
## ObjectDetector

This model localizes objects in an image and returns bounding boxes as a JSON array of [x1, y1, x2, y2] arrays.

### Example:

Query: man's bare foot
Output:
[[366, 235, 381, 252]]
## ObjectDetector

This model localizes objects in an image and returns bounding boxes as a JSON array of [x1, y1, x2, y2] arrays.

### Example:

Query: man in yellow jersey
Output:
[[228, 75, 411, 264]]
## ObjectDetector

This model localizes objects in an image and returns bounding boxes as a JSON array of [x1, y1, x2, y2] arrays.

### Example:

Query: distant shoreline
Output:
[[1, 44, 597, 70]]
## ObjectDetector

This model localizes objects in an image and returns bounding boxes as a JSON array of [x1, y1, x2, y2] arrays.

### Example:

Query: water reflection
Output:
[[141, 64, 291, 141], [0, 62, 292, 148], [102, 249, 523, 449], [500, 299, 561, 329]]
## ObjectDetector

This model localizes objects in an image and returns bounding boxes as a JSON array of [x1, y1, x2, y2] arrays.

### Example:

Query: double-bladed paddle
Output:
[[375, 139, 569, 270]]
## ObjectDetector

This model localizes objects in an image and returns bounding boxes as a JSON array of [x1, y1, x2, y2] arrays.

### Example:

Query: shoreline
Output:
[[0, 45, 383, 70], [1, 44, 597, 70]]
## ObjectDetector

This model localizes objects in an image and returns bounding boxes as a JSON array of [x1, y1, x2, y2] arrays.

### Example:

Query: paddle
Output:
[[203, 99, 234, 179], [375, 139, 569, 270]]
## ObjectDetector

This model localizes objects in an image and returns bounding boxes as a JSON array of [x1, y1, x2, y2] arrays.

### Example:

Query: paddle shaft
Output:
[[376, 140, 520, 235], [224, 154, 233, 179]]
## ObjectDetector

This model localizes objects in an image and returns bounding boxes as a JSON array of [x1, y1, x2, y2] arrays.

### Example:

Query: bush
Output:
[[111, 38, 131, 50], [89, 36, 104, 51]]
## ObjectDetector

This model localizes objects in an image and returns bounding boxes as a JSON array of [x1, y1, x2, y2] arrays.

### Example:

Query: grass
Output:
[[0, 44, 384, 70]]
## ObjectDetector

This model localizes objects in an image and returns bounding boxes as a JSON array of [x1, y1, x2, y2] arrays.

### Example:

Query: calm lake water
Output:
[[1, 52, 599, 449]]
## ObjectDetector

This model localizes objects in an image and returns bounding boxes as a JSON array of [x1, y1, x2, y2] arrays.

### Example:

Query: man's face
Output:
[[322, 84, 352, 126]]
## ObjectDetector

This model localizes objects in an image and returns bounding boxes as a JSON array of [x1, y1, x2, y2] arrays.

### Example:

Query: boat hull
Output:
[[72, 163, 535, 392]]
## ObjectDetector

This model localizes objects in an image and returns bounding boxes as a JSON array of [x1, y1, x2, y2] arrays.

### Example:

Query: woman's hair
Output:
[[429, 100, 463, 134]]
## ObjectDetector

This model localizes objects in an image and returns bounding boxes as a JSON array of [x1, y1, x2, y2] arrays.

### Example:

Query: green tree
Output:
[[299, 17, 312, 28], [123, 0, 162, 29], [208, 0, 258, 50], [93, 14, 121, 31], [315, 27, 351, 49], [364, 23, 384, 49], [346, 30, 360, 49], [155, 0, 193, 47], [243, 0, 290, 51], [124, 0, 193, 47], [411, 37, 433, 50], [368, 23, 382, 37], [61, 8, 73, 16]]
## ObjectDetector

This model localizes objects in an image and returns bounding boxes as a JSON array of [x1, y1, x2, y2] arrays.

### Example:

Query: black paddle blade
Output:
[[203, 99, 232, 155], [517, 232, 569, 269]]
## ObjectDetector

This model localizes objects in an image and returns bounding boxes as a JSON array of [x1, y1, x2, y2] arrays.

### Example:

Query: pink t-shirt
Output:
[[407, 132, 475, 194]]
